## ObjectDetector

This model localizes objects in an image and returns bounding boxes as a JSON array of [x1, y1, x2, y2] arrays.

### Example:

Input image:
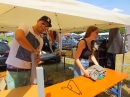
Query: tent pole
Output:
[[55, 13, 62, 50], [121, 26, 127, 72], [121, 50, 125, 72], [58, 32, 62, 51]]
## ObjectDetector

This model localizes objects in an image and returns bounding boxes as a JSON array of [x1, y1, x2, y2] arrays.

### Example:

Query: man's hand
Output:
[[32, 50, 39, 55], [30, 76, 37, 85], [35, 53, 45, 65], [35, 54, 40, 64]]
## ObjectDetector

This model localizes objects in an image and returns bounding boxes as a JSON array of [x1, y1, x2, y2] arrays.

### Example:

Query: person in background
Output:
[[41, 30, 59, 53], [42, 32, 53, 53], [98, 39, 108, 68], [74, 26, 100, 77], [50, 30, 59, 52], [6, 15, 52, 89]]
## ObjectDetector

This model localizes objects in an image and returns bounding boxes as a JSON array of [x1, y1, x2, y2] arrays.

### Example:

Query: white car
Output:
[[4, 32, 14, 37]]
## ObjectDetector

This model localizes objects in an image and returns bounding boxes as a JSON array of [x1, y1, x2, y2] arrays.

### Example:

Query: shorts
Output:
[[6, 70, 31, 89], [74, 58, 89, 77]]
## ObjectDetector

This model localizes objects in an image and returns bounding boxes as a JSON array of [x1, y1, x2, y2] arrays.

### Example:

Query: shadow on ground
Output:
[[122, 79, 130, 88]]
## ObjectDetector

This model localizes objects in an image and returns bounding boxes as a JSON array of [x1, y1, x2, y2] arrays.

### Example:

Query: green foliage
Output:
[[99, 29, 109, 33], [73, 31, 84, 34], [119, 27, 125, 35], [71, 27, 126, 35], [0, 35, 13, 42], [99, 27, 125, 35]]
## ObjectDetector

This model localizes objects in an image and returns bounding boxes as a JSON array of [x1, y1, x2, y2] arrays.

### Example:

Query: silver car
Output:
[[62, 40, 78, 50]]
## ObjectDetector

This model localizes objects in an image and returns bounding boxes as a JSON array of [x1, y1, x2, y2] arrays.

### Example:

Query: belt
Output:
[[7, 68, 31, 72]]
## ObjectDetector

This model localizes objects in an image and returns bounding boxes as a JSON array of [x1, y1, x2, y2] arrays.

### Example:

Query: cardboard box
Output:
[[0, 72, 7, 91], [0, 78, 6, 91]]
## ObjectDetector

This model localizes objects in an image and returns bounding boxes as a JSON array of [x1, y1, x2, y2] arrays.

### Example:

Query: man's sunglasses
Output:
[[41, 23, 49, 29]]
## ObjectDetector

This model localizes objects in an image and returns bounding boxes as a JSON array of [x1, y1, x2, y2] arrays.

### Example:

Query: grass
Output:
[[0, 34, 130, 96], [0, 34, 13, 46], [40, 58, 74, 84], [0, 34, 13, 42]]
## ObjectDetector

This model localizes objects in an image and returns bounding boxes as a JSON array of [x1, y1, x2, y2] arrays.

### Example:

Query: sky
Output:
[[79, 0, 130, 15]]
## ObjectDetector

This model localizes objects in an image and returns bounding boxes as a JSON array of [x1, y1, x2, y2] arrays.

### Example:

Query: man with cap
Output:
[[6, 15, 52, 89]]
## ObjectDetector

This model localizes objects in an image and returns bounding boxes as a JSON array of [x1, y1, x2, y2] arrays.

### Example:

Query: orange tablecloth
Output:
[[0, 68, 128, 97]]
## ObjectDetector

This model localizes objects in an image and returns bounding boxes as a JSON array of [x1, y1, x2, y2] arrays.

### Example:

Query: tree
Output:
[[73, 31, 84, 34], [119, 27, 125, 35], [73, 27, 126, 35], [99, 27, 125, 35], [99, 29, 109, 33]]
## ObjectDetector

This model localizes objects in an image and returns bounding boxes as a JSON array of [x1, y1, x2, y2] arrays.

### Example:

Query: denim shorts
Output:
[[74, 58, 89, 77]]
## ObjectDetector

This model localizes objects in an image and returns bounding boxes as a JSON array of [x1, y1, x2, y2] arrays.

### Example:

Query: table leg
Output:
[[117, 82, 121, 97], [110, 82, 121, 97], [55, 55, 58, 71], [64, 56, 65, 70]]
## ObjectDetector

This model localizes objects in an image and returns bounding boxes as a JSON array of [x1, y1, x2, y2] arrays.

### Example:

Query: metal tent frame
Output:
[[121, 26, 130, 72]]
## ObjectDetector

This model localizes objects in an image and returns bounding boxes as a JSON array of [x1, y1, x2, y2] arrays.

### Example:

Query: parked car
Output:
[[95, 36, 107, 45], [62, 40, 78, 50], [0, 41, 10, 67], [4, 32, 15, 37], [40, 52, 61, 64], [0, 38, 8, 43], [95, 33, 109, 44]]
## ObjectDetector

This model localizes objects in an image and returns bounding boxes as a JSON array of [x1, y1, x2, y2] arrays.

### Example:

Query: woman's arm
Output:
[[91, 51, 100, 66], [74, 40, 90, 77]]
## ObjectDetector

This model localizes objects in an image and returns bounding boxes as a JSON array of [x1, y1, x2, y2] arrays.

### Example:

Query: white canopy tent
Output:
[[0, 0, 130, 33], [0, 0, 130, 88]]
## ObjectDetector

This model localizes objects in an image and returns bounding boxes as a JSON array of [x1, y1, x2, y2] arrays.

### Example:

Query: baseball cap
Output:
[[39, 15, 52, 27]]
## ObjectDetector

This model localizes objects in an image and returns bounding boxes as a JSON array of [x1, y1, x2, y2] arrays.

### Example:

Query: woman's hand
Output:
[[84, 70, 91, 78]]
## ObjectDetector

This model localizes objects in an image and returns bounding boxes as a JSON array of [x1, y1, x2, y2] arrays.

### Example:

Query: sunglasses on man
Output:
[[41, 23, 50, 30]]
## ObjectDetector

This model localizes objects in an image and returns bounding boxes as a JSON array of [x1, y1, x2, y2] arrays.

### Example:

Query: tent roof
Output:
[[0, 0, 130, 33]]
